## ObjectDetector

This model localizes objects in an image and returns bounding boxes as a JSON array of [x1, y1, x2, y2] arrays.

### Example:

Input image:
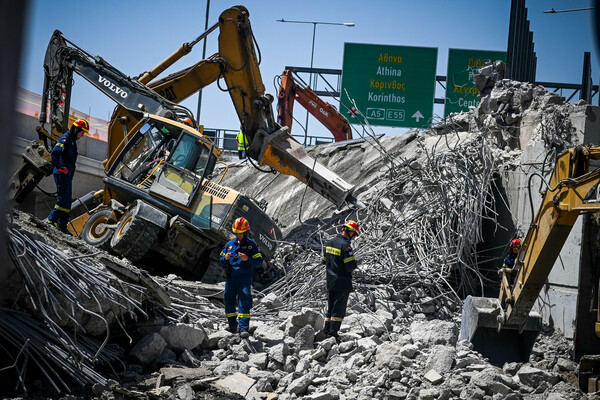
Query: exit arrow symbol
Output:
[[412, 111, 424, 122]]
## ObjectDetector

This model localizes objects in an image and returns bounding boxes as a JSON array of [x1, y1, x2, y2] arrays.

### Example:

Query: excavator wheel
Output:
[[110, 204, 160, 262], [81, 209, 114, 250]]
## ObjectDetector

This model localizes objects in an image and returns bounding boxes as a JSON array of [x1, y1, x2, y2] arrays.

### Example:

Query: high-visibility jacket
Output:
[[324, 234, 357, 292], [219, 236, 263, 282], [236, 131, 249, 151]]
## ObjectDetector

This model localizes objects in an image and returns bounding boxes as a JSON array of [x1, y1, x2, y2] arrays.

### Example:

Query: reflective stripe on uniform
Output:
[[238, 313, 251, 318], [226, 312, 238, 317], [55, 143, 64, 149], [326, 246, 341, 256], [252, 253, 262, 259], [220, 251, 226, 256], [324, 317, 331, 322], [54, 205, 70, 213], [331, 317, 343, 321], [343, 256, 355, 264]]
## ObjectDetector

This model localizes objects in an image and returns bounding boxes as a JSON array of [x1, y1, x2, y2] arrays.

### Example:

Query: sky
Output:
[[18, 0, 599, 141]]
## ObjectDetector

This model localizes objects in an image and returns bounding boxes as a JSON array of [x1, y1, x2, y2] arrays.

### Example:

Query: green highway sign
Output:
[[445, 48, 507, 116], [340, 43, 437, 129]]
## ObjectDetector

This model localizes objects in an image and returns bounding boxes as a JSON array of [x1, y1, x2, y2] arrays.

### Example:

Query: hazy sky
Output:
[[19, 0, 598, 140]]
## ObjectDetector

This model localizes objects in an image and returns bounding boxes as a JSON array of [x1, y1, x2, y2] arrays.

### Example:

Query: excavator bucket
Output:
[[460, 296, 542, 365]]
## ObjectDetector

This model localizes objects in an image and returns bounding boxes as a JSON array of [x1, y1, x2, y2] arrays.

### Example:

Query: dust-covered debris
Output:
[[2, 66, 598, 399]]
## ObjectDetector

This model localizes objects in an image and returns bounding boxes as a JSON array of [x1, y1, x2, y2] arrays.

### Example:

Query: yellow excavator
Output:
[[9, 6, 359, 279], [461, 145, 600, 392]]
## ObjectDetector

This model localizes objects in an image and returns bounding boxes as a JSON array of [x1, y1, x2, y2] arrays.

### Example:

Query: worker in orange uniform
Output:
[[323, 220, 361, 341], [219, 217, 263, 338], [46, 119, 89, 235]]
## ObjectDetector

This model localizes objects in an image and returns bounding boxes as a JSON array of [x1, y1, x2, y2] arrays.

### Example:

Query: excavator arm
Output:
[[111, 6, 358, 209], [9, 29, 184, 202], [500, 146, 600, 327], [277, 69, 352, 142], [461, 145, 600, 366]]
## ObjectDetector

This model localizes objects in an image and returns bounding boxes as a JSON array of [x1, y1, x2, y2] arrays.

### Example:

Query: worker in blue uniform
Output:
[[219, 217, 263, 338], [500, 238, 521, 287], [323, 220, 361, 340], [46, 119, 89, 234]]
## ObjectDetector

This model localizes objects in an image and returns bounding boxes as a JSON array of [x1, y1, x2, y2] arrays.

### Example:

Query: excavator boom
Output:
[[461, 145, 600, 366], [277, 69, 352, 142]]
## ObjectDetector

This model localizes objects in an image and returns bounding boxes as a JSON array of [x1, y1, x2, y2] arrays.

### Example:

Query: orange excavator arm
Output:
[[277, 69, 352, 142]]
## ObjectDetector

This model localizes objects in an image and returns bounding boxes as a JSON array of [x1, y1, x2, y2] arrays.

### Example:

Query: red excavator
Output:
[[276, 69, 352, 142]]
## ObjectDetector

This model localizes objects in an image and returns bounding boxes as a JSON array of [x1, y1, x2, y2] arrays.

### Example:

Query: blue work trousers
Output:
[[224, 280, 253, 331], [47, 172, 73, 230]]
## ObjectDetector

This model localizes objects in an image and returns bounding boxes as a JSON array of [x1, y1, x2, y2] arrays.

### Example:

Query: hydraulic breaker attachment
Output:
[[8, 141, 53, 203], [251, 126, 357, 209], [460, 296, 542, 366]]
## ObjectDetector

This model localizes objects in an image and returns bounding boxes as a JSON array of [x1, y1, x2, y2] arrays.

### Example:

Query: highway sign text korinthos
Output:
[[341, 43, 437, 129]]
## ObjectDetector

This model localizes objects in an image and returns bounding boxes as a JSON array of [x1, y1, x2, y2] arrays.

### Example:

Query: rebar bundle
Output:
[[1, 223, 147, 394], [254, 132, 499, 314]]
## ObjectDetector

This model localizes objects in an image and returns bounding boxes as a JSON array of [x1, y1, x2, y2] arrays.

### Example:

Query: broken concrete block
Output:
[[260, 292, 284, 310], [282, 309, 324, 337], [159, 323, 206, 352], [253, 322, 285, 342], [268, 342, 290, 364], [409, 320, 458, 346], [516, 365, 559, 389], [375, 342, 405, 370], [294, 325, 315, 351], [248, 352, 268, 369], [425, 345, 456, 374], [177, 383, 195, 400], [213, 372, 255, 397], [424, 369, 443, 384], [287, 373, 314, 395], [129, 333, 167, 365]]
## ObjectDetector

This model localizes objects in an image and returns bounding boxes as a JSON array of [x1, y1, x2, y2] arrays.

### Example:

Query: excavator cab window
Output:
[[169, 133, 215, 179]]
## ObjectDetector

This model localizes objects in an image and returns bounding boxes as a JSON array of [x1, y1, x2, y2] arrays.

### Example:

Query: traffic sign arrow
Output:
[[412, 111, 424, 122]]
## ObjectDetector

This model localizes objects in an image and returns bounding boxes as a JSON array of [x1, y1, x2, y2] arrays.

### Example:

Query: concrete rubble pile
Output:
[[2, 65, 597, 399]]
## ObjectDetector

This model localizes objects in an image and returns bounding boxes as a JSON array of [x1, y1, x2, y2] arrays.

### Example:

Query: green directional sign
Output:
[[340, 43, 437, 129], [445, 48, 507, 116]]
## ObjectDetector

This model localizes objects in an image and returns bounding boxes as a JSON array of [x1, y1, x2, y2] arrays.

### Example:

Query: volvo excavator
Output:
[[9, 6, 359, 279], [276, 69, 352, 142], [460, 145, 600, 392]]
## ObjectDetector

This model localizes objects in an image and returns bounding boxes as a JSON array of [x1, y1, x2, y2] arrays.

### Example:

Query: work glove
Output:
[[57, 167, 69, 175]]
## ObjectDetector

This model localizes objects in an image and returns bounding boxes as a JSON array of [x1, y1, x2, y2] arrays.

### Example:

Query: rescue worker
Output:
[[46, 118, 89, 234], [500, 238, 521, 286], [323, 220, 360, 340], [236, 129, 249, 160], [182, 117, 193, 127], [219, 217, 263, 338]]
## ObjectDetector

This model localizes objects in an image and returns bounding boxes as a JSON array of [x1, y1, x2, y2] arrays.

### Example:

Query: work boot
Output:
[[239, 329, 249, 339], [226, 325, 238, 334], [59, 227, 73, 236]]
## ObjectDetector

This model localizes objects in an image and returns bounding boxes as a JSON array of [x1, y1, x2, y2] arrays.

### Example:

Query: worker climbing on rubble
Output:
[[46, 118, 89, 235], [499, 238, 521, 286], [323, 220, 361, 341], [236, 128, 249, 160], [219, 217, 263, 338]]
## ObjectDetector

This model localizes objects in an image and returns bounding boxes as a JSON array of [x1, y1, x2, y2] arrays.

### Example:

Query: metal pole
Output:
[[196, 0, 211, 123], [304, 23, 317, 144]]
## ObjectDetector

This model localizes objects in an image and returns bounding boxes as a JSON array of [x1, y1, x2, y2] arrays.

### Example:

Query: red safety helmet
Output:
[[73, 119, 89, 133], [343, 220, 360, 236], [232, 217, 250, 234], [510, 238, 521, 248]]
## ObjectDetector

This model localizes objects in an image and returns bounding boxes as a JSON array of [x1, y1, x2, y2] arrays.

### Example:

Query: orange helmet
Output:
[[343, 220, 360, 236], [73, 119, 89, 133], [232, 217, 250, 234], [511, 238, 521, 248], [182, 117, 193, 127]]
